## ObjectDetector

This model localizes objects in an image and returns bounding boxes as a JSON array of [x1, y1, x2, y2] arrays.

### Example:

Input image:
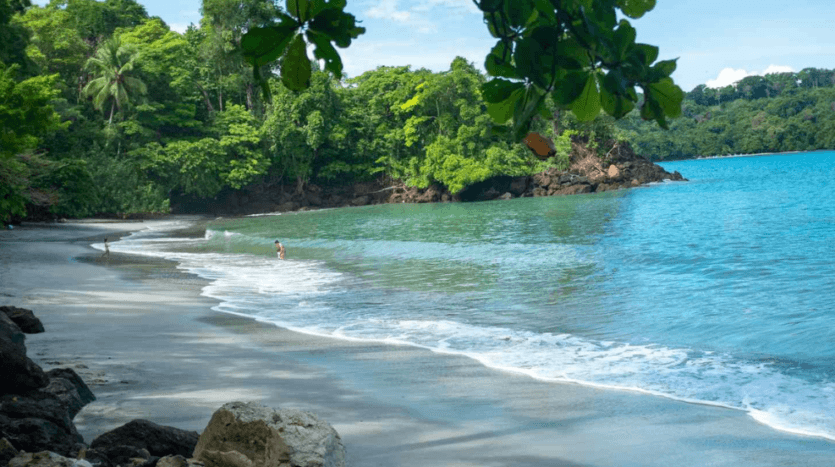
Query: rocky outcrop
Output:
[[91, 420, 199, 459], [1, 307, 93, 457], [193, 401, 345, 467], [0, 311, 49, 395], [0, 306, 45, 334]]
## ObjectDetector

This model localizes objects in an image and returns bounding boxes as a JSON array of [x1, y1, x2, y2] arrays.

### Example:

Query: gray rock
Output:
[[43, 369, 96, 419], [0, 306, 45, 334], [155, 455, 205, 467], [0, 390, 84, 456], [8, 451, 94, 467], [91, 420, 199, 459], [193, 401, 345, 467]]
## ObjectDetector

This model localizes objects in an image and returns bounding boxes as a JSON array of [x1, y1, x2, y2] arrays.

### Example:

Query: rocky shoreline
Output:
[[0, 306, 347, 467], [171, 141, 686, 216]]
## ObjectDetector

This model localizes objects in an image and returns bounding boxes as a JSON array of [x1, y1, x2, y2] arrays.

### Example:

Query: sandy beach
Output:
[[2, 219, 834, 467]]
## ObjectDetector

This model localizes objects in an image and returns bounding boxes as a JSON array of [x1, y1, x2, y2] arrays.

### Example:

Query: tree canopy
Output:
[[241, 0, 683, 139]]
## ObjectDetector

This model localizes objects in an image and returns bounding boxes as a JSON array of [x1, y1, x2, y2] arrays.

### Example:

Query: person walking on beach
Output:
[[102, 238, 110, 258], [275, 240, 285, 260]]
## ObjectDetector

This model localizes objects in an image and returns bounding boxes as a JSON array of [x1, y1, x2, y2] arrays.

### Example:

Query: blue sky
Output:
[[117, 0, 835, 92]]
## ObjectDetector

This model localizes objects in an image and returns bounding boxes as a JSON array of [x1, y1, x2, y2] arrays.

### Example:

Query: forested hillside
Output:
[[614, 70, 835, 160], [1, 0, 581, 223]]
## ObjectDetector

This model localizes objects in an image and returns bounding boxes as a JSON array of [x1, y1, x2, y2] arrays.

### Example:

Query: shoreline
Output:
[[3, 220, 835, 466]]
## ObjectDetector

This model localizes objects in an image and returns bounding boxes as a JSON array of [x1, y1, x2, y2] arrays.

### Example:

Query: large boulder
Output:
[[0, 306, 45, 334], [193, 401, 345, 467], [91, 420, 199, 459], [42, 369, 96, 419], [0, 313, 48, 394], [0, 390, 84, 457]]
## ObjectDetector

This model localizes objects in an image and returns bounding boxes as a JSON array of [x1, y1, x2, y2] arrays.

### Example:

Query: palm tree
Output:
[[83, 37, 147, 125]]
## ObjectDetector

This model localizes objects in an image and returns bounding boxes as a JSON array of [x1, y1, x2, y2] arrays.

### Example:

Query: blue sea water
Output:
[[106, 151, 835, 440]]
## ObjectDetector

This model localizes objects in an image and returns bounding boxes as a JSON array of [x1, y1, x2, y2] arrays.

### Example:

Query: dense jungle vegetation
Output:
[[1, 0, 594, 222], [614, 70, 835, 160]]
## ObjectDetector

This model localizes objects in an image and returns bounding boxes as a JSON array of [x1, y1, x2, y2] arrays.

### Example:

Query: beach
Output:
[[2, 219, 834, 467]]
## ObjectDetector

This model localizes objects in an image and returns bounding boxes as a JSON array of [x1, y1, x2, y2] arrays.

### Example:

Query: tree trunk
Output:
[[295, 175, 305, 195], [246, 83, 254, 112], [108, 101, 115, 126], [197, 83, 215, 113]]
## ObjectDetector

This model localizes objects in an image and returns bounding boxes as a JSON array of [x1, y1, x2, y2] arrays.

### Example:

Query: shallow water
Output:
[[106, 151, 835, 440]]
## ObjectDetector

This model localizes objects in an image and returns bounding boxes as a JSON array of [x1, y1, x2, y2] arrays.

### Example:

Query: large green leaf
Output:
[[309, 8, 365, 48], [486, 86, 525, 124], [309, 0, 346, 17], [485, 40, 516, 78], [571, 73, 601, 121], [280, 34, 311, 91], [551, 70, 588, 106], [646, 77, 683, 117], [286, 0, 310, 22], [306, 29, 343, 77], [481, 79, 525, 103], [617, 0, 656, 19], [241, 25, 298, 67]]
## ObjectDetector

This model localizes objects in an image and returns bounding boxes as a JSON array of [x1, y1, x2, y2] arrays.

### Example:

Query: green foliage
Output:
[[0, 63, 64, 222], [241, 0, 364, 93], [139, 104, 266, 197], [616, 78, 835, 160], [83, 37, 148, 124]]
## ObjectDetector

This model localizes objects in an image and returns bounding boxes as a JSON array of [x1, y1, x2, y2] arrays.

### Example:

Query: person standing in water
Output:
[[102, 238, 110, 258], [275, 240, 285, 260]]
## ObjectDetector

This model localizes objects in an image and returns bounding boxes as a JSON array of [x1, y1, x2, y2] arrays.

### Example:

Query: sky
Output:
[[110, 0, 835, 92]]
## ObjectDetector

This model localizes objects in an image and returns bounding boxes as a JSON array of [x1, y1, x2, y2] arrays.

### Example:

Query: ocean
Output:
[[103, 150, 835, 441]]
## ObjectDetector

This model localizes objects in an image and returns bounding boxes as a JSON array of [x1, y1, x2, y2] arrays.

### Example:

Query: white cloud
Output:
[[363, 0, 480, 34], [366, 0, 412, 22], [706, 65, 797, 88], [169, 23, 190, 34]]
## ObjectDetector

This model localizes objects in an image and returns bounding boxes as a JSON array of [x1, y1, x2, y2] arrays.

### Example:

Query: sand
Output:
[[2, 219, 834, 467]]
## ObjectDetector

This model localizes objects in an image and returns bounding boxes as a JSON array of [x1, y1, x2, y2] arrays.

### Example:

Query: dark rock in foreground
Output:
[[0, 306, 45, 334], [91, 419, 199, 459], [0, 312, 49, 394]]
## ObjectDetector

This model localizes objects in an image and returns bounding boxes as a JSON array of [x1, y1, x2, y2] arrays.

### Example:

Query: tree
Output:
[[83, 36, 147, 125], [240, 0, 682, 139]]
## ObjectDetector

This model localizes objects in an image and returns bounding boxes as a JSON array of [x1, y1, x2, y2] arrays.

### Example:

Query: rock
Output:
[[91, 420, 199, 459], [349, 195, 369, 207], [0, 389, 84, 456], [508, 177, 529, 195], [156, 455, 205, 467], [193, 401, 345, 467], [0, 307, 45, 334], [607, 164, 620, 179], [0, 313, 49, 394], [42, 369, 95, 419], [8, 451, 94, 467], [86, 445, 150, 467], [0, 311, 26, 355], [1, 437, 20, 466], [631, 179, 640, 187], [498, 192, 512, 200]]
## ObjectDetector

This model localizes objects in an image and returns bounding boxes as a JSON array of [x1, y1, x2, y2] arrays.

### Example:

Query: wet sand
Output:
[[2, 219, 834, 466]]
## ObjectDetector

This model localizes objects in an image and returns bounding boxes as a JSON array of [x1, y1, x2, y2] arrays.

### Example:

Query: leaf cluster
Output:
[[241, 0, 365, 94], [477, 0, 682, 140]]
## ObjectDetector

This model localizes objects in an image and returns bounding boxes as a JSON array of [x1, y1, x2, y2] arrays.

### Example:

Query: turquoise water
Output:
[[108, 151, 835, 440]]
